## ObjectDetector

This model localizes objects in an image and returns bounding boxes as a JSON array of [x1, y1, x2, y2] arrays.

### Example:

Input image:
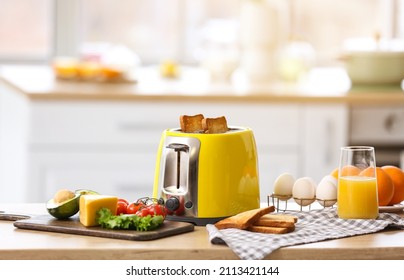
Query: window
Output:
[[0, 0, 402, 66], [0, 0, 53, 62], [80, 0, 241, 64]]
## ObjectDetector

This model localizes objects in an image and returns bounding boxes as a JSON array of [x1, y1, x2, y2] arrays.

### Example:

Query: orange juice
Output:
[[337, 175, 378, 219]]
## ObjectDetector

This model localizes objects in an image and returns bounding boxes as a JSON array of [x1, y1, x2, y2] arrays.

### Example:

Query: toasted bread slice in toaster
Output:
[[202, 116, 229, 134], [214, 206, 275, 230], [180, 114, 205, 133]]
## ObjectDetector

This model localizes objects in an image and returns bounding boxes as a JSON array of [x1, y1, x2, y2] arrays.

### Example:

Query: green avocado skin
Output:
[[46, 189, 99, 219]]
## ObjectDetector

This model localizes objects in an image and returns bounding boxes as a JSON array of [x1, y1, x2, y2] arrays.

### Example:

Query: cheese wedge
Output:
[[79, 194, 118, 227]]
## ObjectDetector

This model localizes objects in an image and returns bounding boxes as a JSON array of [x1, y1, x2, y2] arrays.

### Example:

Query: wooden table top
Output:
[[1, 203, 403, 260]]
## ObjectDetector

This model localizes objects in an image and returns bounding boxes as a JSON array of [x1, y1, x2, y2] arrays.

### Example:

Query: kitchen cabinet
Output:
[[28, 101, 173, 202], [26, 100, 347, 202], [4, 65, 404, 203], [350, 106, 404, 144], [0, 81, 29, 202], [349, 105, 404, 167], [28, 151, 156, 202], [27, 101, 303, 202], [302, 104, 349, 182]]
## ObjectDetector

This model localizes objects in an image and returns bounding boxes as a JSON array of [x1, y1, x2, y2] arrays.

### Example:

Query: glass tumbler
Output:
[[337, 146, 379, 219]]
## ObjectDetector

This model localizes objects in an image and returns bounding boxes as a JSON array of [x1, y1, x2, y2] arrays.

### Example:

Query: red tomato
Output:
[[150, 204, 166, 218], [127, 201, 145, 214], [136, 204, 166, 218], [136, 207, 151, 217], [116, 201, 128, 215], [118, 198, 129, 205]]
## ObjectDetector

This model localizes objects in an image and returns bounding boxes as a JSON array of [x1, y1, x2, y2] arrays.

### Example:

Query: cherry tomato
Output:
[[136, 204, 166, 218], [136, 207, 151, 217], [127, 201, 145, 214], [150, 204, 166, 218], [118, 198, 129, 205], [116, 201, 128, 215]]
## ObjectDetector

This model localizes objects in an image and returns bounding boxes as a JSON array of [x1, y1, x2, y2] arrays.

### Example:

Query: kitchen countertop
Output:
[[1, 203, 404, 260], [1, 65, 404, 105]]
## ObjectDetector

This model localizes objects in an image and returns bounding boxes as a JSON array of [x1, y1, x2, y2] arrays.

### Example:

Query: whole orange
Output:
[[360, 167, 394, 206], [333, 165, 361, 178], [381, 165, 404, 205], [330, 168, 339, 180]]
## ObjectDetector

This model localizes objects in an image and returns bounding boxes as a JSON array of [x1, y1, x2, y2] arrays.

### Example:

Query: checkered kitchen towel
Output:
[[206, 208, 404, 260]]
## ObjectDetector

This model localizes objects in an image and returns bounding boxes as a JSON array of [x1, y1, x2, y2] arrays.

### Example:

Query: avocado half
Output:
[[46, 189, 98, 219]]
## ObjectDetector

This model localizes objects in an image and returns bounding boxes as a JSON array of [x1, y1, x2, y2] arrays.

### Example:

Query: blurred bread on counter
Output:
[[52, 57, 132, 83]]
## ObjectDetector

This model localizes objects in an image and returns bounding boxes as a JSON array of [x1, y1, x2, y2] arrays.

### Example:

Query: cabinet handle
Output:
[[384, 113, 398, 133], [324, 119, 334, 165]]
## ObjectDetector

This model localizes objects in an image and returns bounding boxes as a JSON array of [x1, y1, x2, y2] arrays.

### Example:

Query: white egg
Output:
[[273, 172, 295, 200], [292, 177, 316, 206], [316, 175, 338, 207]]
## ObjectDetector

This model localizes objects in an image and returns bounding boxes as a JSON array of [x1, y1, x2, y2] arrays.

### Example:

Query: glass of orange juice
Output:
[[337, 146, 378, 219]]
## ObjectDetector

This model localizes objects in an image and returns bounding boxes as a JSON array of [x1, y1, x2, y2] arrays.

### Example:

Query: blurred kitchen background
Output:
[[1, 0, 403, 70], [1, 0, 404, 203]]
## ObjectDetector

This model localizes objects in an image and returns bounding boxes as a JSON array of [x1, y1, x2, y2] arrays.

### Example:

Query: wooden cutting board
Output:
[[1, 213, 194, 241]]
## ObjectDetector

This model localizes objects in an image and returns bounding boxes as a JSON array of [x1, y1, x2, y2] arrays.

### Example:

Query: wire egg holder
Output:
[[268, 193, 337, 212]]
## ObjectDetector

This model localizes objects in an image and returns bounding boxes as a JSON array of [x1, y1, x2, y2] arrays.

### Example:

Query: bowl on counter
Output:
[[341, 37, 404, 86]]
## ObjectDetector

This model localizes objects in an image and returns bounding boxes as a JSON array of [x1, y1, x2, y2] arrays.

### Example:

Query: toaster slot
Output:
[[164, 143, 189, 193]]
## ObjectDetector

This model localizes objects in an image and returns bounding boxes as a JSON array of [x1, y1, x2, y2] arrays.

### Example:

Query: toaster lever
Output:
[[166, 143, 189, 152]]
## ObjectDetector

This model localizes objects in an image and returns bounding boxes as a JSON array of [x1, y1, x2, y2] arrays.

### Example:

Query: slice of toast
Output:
[[202, 116, 229, 134], [259, 214, 298, 223], [255, 214, 297, 227], [248, 225, 295, 234], [214, 206, 275, 230], [180, 114, 204, 133], [254, 218, 295, 229]]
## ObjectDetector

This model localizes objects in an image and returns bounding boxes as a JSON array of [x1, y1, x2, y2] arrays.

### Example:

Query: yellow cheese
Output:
[[79, 194, 118, 227]]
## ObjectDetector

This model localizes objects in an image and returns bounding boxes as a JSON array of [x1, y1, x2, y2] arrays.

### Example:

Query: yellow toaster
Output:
[[152, 127, 260, 225]]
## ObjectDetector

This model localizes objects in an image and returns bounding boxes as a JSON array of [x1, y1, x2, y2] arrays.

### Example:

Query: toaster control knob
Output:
[[165, 197, 180, 212], [184, 201, 193, 209]]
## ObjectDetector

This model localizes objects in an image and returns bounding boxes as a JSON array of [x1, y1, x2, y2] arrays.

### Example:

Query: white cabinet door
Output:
[[30, 101, 176, 146], [350, 106, 404, 144], [28, 151, 157, 202], [258, 149, 299, 202], [302, 104, 348, 183]]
